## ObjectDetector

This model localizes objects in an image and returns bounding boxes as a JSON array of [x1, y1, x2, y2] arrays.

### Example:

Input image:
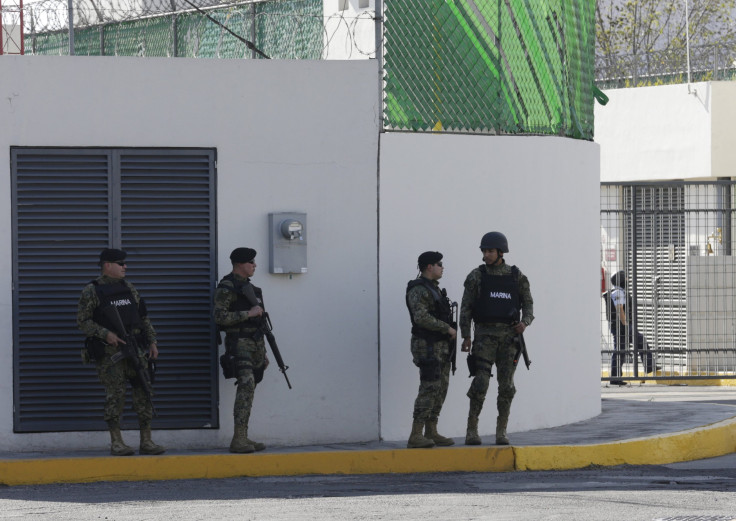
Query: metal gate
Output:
[[601, 181, 736, 382]]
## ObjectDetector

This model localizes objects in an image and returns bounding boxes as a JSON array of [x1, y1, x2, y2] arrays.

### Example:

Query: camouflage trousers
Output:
[[232, 336, 267, 428], [96, 345, 153, 428], [410, 337, 451, 424], [466, 328, 518, 421]]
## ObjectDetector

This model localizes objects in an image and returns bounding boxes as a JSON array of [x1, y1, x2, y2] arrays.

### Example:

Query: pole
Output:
[[67, 0, 74, 55], [250, 2, 255, 59], [685, 0, 691, 88], [170, 0, 177, 57], [374, 0, 383, 128], [1, 0, 4, 56], [19, 0, 23, 54]]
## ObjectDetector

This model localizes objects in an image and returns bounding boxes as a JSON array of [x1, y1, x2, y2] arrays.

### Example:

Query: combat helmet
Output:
[[480, 232, 509, 253]]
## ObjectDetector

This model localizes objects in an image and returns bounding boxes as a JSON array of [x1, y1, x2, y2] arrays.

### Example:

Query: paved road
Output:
[[2, 456, 735, 521]]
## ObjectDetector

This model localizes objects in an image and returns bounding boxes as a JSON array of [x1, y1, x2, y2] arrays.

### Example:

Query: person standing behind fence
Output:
[[606, 271, 656, 385], [405, 251, 457, 449]]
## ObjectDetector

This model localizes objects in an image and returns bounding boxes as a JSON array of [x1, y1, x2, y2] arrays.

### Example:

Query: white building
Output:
[[0, 55, 599, 452], [596, 81, 736, 377]]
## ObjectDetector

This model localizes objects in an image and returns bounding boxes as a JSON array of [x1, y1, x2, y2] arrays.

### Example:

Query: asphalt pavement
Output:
[[1, 383, 735, 486]]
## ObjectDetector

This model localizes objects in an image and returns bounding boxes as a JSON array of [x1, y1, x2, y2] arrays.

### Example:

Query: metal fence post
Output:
[[250, 2, 256, 59], [631, 186, 639, 377], [375, 0, 383, 130], [170, 0, 177, 57], [714, 45, 718, 80], [67, 0, 74, 55]]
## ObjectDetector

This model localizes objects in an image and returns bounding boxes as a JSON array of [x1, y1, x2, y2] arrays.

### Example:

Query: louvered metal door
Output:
[[627, 185, 687, 354], [12, 148, 218, 432]]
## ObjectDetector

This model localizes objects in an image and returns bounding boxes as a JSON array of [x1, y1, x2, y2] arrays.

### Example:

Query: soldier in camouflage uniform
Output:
[[77, 248, 165, 456], [405, 251, 457, 449], [213, 247, 269, 454], [460, 232, 534, 446]]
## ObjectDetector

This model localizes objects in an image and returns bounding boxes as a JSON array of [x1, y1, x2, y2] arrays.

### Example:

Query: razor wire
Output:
[[14, 0, 376, 59], [595, 43, 736, 89], [5, 0, 597, 140]]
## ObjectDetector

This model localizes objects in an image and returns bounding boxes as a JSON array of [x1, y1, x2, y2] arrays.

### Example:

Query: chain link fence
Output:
[[7, 0, 376, 59], [595, 43, 736, 89], [4, 0, 596, 139], [601, 182, 736, 382], [382, 0, 595, 139], [19, 0, 327, 58]]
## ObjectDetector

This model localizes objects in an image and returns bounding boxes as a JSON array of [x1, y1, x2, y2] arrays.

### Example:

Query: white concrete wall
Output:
[[596, 82, 714, 182], [0, 56, 380, 451], [379, 133, 602, 441], [710, 82, 736, 178], [0, 55, 602, 452]]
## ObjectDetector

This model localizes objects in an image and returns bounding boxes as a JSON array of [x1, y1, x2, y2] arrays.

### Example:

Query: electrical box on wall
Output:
[[268, 212, 307, 275]]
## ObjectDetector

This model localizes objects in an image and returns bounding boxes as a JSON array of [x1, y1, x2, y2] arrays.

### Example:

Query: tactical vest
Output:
[[472, 265, 521, 323], [91, 279, 143, 333], [217, 273, 264, 337], [405, 277, 452, 342]]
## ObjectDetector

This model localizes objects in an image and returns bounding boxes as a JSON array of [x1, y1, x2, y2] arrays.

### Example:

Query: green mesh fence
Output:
[[24, 0, 323, 59], [383, 0, 595, 139]]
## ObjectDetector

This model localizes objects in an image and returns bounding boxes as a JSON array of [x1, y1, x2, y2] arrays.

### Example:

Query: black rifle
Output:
[[509, 308, 531, 370], [448, 298, 458, 375], [104, 305, 157, 415], [512, 331, 531, 370], [261, 313, 292, 389], [242, 283, 292, 389]]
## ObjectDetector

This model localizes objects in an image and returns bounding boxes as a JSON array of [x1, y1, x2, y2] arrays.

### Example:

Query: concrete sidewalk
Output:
[[1, 384, 735, 486]]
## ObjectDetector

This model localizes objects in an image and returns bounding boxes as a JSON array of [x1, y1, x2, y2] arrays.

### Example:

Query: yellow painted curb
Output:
[[0, 446, 515, 486], [3, 417, 735, 485], [514, 416, 736, 471]]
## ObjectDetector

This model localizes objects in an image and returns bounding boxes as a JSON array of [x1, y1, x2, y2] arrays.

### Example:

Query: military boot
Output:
[[108, 424, 135, 456], [425, 420, 455, 447], [139, 426, 166, 455], [496, 415, 510, 445], [230, 425, 256, 454], [245, 433, 266, 452], [465, 416, 481, 445], [407, 421, 435, 449]]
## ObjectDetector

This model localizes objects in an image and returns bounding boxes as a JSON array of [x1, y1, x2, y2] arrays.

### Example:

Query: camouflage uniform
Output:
[[77, 275, 157, 429], [406, 277, 453, 424], [213, 274, 267, 433], [460, 260, 534, 440]]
